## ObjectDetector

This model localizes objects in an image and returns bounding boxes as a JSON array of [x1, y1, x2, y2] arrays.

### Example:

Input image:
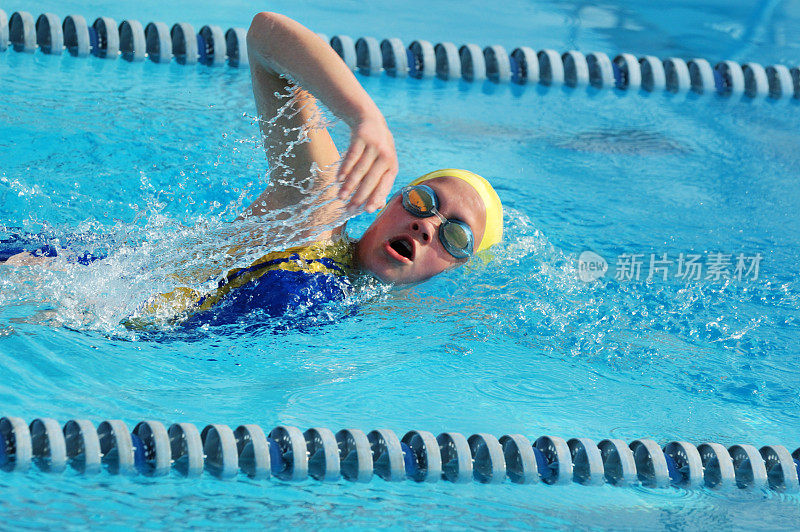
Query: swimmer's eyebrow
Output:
[[436, 186, 476, 224], [437, 195, 477, 233]]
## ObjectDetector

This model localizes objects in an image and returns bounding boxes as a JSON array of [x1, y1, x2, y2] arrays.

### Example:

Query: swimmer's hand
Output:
[[246, 12, 398, 219], [336, 108, 398, 213]]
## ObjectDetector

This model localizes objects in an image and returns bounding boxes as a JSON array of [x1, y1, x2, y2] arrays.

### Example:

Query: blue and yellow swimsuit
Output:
[[138, 238, 357, 324]]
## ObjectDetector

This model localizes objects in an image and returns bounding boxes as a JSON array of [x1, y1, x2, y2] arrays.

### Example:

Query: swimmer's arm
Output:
[[2, 252, 56, 266], [244, 12, 398, 226]]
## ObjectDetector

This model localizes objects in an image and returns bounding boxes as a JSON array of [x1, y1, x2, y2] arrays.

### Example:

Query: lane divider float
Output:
[[1, 416, 799, 492], [0, 9, 248, 67], [0, 8, 797, 100]]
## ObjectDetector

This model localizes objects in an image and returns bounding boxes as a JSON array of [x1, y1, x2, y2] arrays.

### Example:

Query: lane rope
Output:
[[2, 415, 799, 492], [0, 9, 798, 100]]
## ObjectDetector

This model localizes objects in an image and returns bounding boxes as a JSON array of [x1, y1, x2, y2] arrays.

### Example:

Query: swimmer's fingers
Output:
[[348, 158, 392, 212], [338, 145, 377, 201], [337, 115, 398, 205], [365, 168, 397, 212], [337, 139, 365, 184]]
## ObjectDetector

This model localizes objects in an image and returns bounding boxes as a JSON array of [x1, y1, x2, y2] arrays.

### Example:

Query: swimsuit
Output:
[[137, 238, 358, 323], [3, 230, 357, 325]]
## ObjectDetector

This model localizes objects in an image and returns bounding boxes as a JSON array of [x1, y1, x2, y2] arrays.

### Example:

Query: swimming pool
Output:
[[1, 0, 799, 528]]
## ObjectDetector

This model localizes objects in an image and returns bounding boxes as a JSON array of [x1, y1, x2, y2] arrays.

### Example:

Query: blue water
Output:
[[1, 0, 800, 528]]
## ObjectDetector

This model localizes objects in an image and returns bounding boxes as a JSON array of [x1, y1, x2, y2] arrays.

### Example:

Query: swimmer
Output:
[[3, 13, 503, 322], [240, 13, 502, 275]]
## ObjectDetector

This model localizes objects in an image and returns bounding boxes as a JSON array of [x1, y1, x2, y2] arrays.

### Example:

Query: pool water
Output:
[[1, 0, 799, 528]]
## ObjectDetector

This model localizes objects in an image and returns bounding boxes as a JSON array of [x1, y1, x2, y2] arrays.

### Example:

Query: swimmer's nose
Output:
[[411, 219, 436, 244]]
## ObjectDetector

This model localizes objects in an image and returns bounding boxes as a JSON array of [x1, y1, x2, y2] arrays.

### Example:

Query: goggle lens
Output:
[[442, 222, 470, 250], [400, 185, 474, 259], [405, 188, 435, 215]]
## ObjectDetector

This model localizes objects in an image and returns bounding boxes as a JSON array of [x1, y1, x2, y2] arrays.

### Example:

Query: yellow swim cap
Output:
[[408, 169, 503, 252]]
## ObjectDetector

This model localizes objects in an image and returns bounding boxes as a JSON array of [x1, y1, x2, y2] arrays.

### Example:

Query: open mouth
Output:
[[388, 236, 414, 261]]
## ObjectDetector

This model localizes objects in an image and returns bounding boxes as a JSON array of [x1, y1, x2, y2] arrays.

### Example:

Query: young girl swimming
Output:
[[3, 12, 503, 323]]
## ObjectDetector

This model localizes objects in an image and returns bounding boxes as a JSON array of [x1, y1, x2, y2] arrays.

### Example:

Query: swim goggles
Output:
[[400, 185, 474, 259]]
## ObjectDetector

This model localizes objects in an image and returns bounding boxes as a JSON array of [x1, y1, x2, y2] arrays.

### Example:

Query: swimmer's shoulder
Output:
[[283, 234, 358, 273]]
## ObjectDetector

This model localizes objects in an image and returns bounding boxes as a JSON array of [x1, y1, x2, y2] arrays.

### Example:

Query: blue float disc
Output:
[[304, 427, 340, 481], [367, 429, 405, 482], [760, 445, 799, 493], [531, 446, 549, 481], [199, 25, 225, 66], [402, 430, 441, 483], [567, 437, 604, 486], [268, 426, 308, 481], [29, 418, 67, 473], [335, 429, 373, 482], [267, 437, 284, 477], [697, 442, 735, 490], [467, 433, 506, 484], [234, 424, 270, 480], [434, 42, 461, 80], [437, 432, 472, 483], [400, 442, 417, 478], [35, 13, 63, 55], [9, 11, 36, 53], [534, 435, 572, 485], [133, 421, 170, 477], [537, 49, 564, 86], [598, 439, 637, 486], [630, 439, 670, 488], [663, 441, 703, 488], [98, 420, 134, 475], [131, 432, 146, 471], [63, 419, 101, 475], [0, 438, 6, 467], [729, 444, 768, 490], [167, 423, 203, 478], [499, 434, 538, 484], [200, 424, 238, 480], [687, 58, 715, 95]]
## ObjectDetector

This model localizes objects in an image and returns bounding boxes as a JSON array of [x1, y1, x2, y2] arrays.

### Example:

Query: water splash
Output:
[[0, 83, 370, 337]]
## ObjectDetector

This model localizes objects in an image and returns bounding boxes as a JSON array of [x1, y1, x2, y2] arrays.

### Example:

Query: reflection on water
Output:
[[556, 128, 692, 155]]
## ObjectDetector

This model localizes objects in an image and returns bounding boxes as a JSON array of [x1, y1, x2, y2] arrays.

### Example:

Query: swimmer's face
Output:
[[356, 176, 487, 285]]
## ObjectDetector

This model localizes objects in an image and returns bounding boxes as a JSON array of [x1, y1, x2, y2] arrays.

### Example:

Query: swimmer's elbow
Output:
[[247, 12, 285, 46]]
